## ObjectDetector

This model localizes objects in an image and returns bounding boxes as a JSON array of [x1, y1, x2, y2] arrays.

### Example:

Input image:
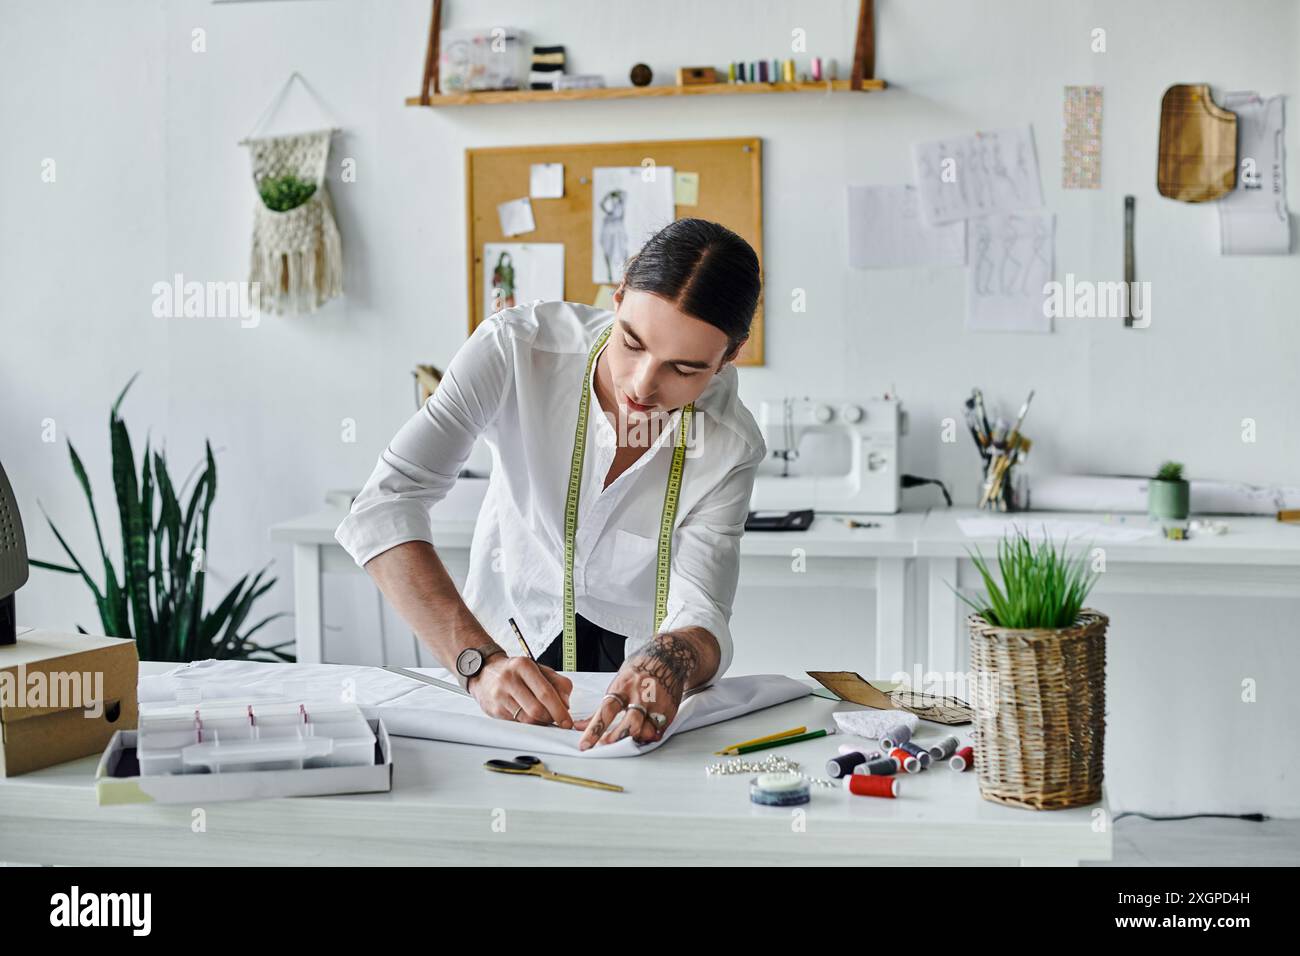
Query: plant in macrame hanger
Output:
[[240, 73, 344, 316]]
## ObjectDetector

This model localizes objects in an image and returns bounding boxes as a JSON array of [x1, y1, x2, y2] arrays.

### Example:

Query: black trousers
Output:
[[536, 613, 627, 672]]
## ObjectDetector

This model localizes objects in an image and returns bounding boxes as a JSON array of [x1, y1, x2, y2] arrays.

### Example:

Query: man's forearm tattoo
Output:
[[629, 633, 699, 700]]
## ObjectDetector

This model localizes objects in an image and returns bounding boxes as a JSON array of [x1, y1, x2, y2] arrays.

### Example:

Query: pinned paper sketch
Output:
[[497, 197, 536, 236], [592, 166, 676, 283], [483, 243, 564, 318], [913, 127, 1044, 225], [1218, 92, 1290, 255], [847, 184, 965, 269], [1063, 86, 1103, 189], [530, 163, 564, 199], [967, 212, 1055, 333]]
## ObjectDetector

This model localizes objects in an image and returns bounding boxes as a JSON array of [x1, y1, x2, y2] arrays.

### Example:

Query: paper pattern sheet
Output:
[[139, 660, 812, 760], [847, 184, 966, 269], [957, 516, 1157, 544], [483, 242, 564, 319], [913, 126, 1044, 225], [966, 212, 1055, 332], [1218, 92, 1290, 255]]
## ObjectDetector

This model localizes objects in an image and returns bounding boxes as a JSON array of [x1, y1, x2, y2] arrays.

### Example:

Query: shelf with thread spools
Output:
[[408, 0, 883, 108]]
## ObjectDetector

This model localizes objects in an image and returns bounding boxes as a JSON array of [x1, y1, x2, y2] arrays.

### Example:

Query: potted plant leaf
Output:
[[1148, 460, 1190, 524], [29, 374, 293, 663], [957, 532, 1106, 811]]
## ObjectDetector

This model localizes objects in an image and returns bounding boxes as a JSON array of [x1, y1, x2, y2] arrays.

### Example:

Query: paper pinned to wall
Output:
[[1062, 86, 1103, 189], [497, 197, 536, 236], [674, 171, 700, 206], [591, 166, 676, 283], [847, 184, 966, 269], [529, 163, 564, 198], [483, 242, 564, 319], [966, 212, 1055, 333], [1218, 92, 1290, 255], [913, 126, 1044, 224]]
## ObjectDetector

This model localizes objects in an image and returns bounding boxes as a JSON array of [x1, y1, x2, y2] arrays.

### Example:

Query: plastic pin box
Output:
[[96, 701, 393, 805]]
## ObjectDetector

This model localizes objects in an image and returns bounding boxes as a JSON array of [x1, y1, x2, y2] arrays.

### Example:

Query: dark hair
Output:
[[621, 218, 761, 356]]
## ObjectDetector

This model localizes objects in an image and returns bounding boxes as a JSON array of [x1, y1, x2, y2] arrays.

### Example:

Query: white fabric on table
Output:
[[139, 660, 811, 759]]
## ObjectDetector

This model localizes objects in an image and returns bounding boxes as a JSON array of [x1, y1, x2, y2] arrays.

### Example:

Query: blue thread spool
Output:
[[928, 735, 960, 761], [826, 752, 868, 778], [856, 757, 899, 776], [880, 723, 912, 749], [900, 741, 931, 768]]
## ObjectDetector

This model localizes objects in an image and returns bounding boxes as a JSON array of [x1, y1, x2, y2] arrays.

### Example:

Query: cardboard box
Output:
[[0, 629, 139, 777], [95, 717, 394, 805]]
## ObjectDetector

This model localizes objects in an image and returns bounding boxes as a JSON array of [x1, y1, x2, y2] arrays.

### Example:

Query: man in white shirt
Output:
[[335, 219, 764, 750]]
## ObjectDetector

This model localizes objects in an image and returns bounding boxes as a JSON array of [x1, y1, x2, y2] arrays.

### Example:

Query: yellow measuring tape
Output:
[[562, 324, 695, 671]]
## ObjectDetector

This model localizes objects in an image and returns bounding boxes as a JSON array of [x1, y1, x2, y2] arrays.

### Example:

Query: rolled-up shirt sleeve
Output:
[[649, 437, 765, 682], [334, 315, 512, 568]]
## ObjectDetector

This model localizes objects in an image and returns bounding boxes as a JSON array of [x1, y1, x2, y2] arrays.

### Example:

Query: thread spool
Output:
[[928, 735, 960, 761], [750, 771, 811, 806], [856, 756, 899, 776], [838, 744, 882, 760], [880, 724, 912, 749], [811, 56, 823, 81], [826, 752, 868, 778], [890, 747, 920, 774], [900, 741, 931, 768], [845, 774, 900, 798], [950, 746, 975, 772]]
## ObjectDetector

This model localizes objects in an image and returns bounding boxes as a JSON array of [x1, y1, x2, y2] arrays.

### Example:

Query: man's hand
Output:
[[469, 656, 575, 728], [573, 632, 704, 750]]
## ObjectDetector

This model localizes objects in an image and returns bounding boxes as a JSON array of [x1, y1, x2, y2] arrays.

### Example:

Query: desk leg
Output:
[[927, 558, 960, 675], [875, 558, 908, 679], [293, 543, 324, 664]]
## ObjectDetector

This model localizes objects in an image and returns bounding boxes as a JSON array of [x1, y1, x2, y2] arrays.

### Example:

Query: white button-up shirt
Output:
[[334, 300, 765, 678]]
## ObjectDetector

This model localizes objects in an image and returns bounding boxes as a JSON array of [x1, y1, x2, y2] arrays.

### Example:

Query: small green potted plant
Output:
[[957, 532, 1106, 811], [1148, 460, 1190, 523]]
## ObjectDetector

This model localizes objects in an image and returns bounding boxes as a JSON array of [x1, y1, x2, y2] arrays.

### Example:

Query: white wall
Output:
[[2, 0, 1297, 815]]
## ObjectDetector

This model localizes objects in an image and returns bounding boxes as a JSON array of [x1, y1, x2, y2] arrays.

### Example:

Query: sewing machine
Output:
[[750, 397, 903, 515]]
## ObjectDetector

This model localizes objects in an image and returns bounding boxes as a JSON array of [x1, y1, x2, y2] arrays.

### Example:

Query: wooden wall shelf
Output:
[[411, 0, 880, 108], [405, 79, 885, 108]]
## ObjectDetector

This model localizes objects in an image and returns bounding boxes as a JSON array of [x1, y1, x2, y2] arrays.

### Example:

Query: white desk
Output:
[[918, 510, 1300, 675], [0, 663, 1110, 866], [270, 479, 927, 677]]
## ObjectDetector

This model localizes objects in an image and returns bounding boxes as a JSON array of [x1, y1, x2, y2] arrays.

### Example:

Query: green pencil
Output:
[[731, 728, 835, 755]]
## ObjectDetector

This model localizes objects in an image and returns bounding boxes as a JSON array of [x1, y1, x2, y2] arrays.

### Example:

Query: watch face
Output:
[[456, 648, 482, 677]]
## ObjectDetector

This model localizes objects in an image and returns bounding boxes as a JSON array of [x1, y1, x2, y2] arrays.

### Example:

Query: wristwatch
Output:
[[455, 643, 505, 690]]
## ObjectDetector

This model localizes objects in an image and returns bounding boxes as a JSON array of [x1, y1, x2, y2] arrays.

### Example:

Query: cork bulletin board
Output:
[[465, 136, 764, 366]]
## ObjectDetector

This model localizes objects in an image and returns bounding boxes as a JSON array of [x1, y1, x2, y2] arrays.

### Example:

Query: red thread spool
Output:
[[891, 747, 920, 773], [950, 746, 975, 772], [845, 774, 900, 798]]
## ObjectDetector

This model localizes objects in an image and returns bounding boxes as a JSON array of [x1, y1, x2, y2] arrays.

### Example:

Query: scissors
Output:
[[483, 754, 624, 792]]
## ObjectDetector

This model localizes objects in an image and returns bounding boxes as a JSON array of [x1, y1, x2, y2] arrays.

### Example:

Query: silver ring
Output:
[[649, 712, 667, 729], [512, 705, 523, 721], [626, 703, 648, 717], [602, 692, 628, 710]]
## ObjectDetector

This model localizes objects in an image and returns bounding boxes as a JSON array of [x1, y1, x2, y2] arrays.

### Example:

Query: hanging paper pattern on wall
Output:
[[591, 166, 676, 284]]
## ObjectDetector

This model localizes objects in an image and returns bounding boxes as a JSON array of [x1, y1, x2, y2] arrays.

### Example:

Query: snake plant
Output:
[[29, 374, 292, 662]]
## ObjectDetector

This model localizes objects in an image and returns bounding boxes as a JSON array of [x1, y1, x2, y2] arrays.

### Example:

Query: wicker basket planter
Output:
[[968, 609, 1107, 810]]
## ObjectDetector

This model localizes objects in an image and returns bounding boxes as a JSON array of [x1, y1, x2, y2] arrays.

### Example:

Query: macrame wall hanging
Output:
[[239, 72, 344, 315]]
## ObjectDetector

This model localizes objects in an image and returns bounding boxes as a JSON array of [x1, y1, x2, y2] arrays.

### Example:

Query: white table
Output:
[[0, 663, 1111, 866], [918, 510, 1300, 675], [270, 479, 927, 677]]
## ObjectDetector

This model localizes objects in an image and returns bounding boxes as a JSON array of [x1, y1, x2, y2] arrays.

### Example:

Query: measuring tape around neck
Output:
[[562, 324, 695, 671]]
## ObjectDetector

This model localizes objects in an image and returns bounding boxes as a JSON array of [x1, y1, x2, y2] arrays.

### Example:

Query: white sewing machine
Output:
[[750, 397, 903, 515]]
